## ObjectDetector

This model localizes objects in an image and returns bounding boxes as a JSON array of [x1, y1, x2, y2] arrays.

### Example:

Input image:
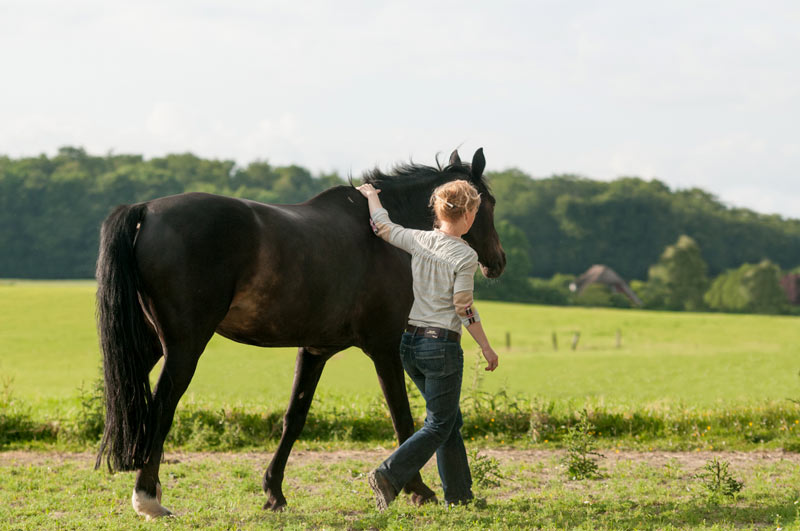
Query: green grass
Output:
[[4, 281, 800, 527], [2, 280, 800, 451], [3, 280, 799, 409], [2, 450, 800, 529]]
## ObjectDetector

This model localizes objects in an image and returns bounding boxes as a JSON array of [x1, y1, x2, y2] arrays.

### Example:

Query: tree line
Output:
[[478, 170, 800, 314], [1, 147, 798, 313]]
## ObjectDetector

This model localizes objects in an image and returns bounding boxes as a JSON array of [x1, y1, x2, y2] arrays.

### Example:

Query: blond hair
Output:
[[429, 180, 481, 225]]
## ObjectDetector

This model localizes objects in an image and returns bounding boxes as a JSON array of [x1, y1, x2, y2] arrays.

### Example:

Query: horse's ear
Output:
[[449, 150, 461, 166], [471, 148, 485, 179]]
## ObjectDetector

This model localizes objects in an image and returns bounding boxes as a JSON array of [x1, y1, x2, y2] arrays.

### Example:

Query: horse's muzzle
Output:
[[480, 250, 506, 279]]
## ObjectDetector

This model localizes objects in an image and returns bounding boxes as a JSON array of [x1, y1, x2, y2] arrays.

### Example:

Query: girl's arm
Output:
[[454, 260, 498, 372], [454, 288, 498, 372], [357, 183, 384, 215], [356, 183, 418, 253], [466, 321, 498, 371]]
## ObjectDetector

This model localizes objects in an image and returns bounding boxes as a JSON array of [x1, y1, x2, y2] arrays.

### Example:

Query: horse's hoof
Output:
[[132, 488, 174, 520], [263, 495, 287, 512], [263, 500, 287, 512], [411, 492, 439, 506]]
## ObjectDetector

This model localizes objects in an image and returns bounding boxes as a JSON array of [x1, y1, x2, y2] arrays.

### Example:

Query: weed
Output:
[[786, 390, 800, 453], [60, 377, 105, 444], [468, 448, 504, 488], [695, 457, 743, 503], [562, 409, 604, 480], [0, 374, 56, 446], [1, 373, 13, 404], [528, 398, 556, 443]]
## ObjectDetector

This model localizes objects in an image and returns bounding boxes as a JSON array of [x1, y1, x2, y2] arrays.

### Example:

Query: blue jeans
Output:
[[376, 332, 473, 503]]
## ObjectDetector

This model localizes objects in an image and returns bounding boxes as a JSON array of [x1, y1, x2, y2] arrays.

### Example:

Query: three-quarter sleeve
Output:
[[453, 258, 480, 327], [370, 207, 419, 254]]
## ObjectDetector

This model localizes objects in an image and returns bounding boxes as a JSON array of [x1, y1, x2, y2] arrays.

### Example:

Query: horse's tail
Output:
[[95, 203, 157, 472]]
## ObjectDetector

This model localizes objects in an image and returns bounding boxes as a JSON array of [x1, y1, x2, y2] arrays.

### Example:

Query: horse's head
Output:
[[451, 148, 506, 279], [361, 147, 506, 278]]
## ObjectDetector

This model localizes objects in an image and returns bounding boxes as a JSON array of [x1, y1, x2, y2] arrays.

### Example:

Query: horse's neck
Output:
[[382, 194, 434, 230]]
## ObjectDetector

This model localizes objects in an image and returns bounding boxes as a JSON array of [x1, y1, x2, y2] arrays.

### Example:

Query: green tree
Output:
[[4, 146, 800, 284], [705, 260, 787, 314], [475, 221, 535, 302], [647, 235, 709, 310]]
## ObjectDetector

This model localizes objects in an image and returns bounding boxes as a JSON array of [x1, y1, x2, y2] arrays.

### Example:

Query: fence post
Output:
[[552, 332, 558, 351], [571, 332, 580, 351], [616, 328, 622, 348], [505, 332, 511, 351]]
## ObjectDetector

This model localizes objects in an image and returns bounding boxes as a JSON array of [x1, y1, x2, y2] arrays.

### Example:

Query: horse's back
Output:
[[134, 191, 400, 348]]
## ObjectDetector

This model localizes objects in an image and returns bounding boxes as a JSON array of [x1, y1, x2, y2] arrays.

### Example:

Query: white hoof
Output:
[[132, 485, 173, 520]]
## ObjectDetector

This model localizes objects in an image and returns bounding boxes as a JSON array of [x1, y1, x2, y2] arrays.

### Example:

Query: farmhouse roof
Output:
[[571, 264, 643, 306]]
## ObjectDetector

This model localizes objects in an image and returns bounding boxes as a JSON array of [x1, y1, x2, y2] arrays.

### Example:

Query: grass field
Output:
[[2, 280, 799, 411], [3, 449, 800, 530], [4, 281, 800, 528], [2, 280, 800, 452]]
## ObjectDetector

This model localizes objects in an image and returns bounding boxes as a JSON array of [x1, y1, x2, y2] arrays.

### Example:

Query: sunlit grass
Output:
[[2, 281, 799, 414], [2, 451, 799, 529]]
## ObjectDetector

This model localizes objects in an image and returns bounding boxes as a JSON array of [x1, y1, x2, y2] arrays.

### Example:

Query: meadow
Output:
[[3, 449, 800, 530], [3, 280, 800, 409], [4, 281, 800, 529], [2, 280, 800, 452]]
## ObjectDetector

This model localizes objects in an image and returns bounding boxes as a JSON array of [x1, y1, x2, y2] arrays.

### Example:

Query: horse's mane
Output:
[[354, 157, 489, 223], [362, 160, 472, 187]]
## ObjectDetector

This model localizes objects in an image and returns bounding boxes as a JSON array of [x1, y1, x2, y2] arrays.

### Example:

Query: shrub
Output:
[[468, 448, 504, 488], [695, 457, 743, 503], [562, 409, 604, 480]]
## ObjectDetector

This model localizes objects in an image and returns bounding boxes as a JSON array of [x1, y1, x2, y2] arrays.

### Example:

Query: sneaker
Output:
[[367, 469, 397, 511]]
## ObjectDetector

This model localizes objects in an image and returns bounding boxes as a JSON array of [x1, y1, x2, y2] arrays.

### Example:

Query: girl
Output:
[[356, 179, 498, 510]]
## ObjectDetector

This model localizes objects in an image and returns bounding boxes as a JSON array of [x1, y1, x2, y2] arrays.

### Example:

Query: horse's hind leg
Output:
[[369, 342, 437, 505], [263, 346, 338, 511], [131, 334, 210, 520]]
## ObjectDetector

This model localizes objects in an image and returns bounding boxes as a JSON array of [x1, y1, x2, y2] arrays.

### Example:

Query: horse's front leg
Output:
[[263, 346, 337, 511], [370, 344, 438, 506]]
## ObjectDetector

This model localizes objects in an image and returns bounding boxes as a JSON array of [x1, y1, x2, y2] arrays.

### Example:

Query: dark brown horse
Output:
[[95, 148, 505, 518]]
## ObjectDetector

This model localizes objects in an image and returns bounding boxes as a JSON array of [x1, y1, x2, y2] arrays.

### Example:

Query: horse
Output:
[[95, 147, 506, 519]]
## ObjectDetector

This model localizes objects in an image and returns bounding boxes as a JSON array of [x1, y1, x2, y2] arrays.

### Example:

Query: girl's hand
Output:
[[356, 183, 381, 198], [482, 346, 498, 371]]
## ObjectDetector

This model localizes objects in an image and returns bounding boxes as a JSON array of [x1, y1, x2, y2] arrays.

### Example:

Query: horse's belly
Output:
[[215, 291, 352, 348], [215, 322, 349, 348]]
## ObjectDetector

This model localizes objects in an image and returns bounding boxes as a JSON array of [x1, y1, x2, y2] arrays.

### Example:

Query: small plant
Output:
[[468, 448, 504, 488], [1, 373, 14, 406], [562, 409, 604, 480], [695, 457, 743, 502], [0, 374, 47, 446], [60, 377, 105, 443]]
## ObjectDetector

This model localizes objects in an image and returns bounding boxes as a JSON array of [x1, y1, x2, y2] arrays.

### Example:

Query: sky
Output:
[[1, 1, 799, 218]]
